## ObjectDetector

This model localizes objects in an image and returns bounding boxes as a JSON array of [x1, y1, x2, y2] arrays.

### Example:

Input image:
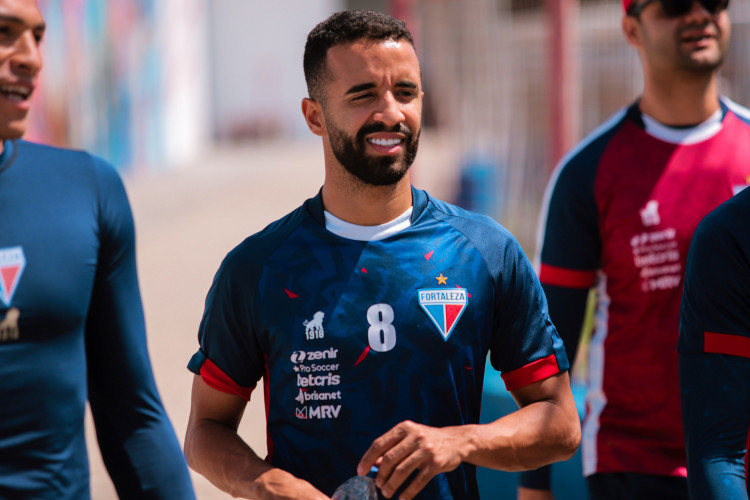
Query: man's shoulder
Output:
[[423, 192, 504, 232], [559, 105, 631, 173], [220, 200, 313, 272], [696, 186, 750, 245], [17, 139, 95, 161], [15, 140, 116, 177], [721, 96, 750, 127], [420, 191, 525, 264]]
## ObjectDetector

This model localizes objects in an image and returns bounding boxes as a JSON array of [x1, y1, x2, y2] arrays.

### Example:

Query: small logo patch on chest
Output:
[[418, 288, 468, 340], [0, 246, 25, 307], [303, 311, 325, 340]]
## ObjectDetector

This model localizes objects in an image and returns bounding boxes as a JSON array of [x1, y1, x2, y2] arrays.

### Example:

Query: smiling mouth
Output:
[[368, 137, 403, 147], [684, 35, 711, 42], [0, 84, 31, 102]]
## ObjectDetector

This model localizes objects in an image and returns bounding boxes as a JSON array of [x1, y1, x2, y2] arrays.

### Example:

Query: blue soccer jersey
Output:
[[189, 187, 569, 498], [0, 140, 195, 499], [679, 186, 750, 499]]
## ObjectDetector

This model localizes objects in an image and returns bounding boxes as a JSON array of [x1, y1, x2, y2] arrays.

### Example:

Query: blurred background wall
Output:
[[27, 0, 209, 174], [25, 0, 750, 252]]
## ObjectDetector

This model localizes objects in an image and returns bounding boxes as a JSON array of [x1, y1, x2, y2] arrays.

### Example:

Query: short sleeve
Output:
[[188, 245, 267, 400], [490, 235, 569, 390]]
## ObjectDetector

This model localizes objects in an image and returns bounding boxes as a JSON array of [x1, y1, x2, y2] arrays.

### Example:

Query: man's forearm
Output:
[[464, 372, 580, 472], [185, 419, 269, 498], [461, 396, 580, 471], [184, 419, 331, 500]]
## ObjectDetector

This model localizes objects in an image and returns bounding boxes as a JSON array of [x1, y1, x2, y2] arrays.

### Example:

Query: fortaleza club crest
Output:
[[418, 288, 468, 340], [0, 246, 25, 307]]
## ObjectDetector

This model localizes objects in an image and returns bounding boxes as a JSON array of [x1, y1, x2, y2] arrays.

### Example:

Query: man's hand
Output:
[[356, 420, 466, 499], [250, 468, 330, 500]]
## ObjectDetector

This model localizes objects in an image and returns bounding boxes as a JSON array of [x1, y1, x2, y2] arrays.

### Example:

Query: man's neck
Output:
[[639, 71, 721, 126], [321, 175, 413, 226]]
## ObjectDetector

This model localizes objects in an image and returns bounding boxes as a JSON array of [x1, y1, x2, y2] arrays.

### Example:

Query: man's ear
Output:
[[622, 15, 642, 49], [302, 98, 326, 137]]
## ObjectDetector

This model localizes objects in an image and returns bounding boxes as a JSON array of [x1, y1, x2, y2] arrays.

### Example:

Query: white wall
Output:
[[157, 0, 212, 168], [209, 0, 344, 140]]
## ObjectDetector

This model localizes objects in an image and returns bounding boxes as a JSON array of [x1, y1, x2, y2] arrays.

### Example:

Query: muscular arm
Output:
[[357, 371, 580, 500], [518, 285, 589, 497], [85, 160, 195, 499], [184, 375, 330, 500]]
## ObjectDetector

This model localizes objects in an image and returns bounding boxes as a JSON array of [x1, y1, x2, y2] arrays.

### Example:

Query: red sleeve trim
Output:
[[501, 354, 561, 391], [704, 332, 750, 360], [200, 358, 255, 401], [538, 264, 596, 289]]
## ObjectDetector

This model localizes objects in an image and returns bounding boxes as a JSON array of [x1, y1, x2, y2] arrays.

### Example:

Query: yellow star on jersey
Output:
[[435, 273, 448, 285]]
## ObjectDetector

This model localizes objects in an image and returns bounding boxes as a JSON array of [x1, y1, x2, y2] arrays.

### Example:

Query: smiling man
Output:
[[0, 0, 196, 498], [527, 1, 750, 499], [184, 10, 580, 500]]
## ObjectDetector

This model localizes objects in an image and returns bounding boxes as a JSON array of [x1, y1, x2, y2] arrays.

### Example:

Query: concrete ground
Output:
[[86, 135, 459, 499]]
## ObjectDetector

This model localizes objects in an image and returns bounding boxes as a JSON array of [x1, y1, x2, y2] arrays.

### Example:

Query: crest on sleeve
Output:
[[418, 288, 468, 341], [0, 247, 25, 307]]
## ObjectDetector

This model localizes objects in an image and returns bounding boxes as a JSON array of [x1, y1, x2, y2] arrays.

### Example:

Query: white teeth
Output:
[[369, 138, 401, 147], [0, 85, 30, 99]]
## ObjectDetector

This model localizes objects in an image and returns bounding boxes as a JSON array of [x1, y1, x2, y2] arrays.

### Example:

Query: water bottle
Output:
[[332, 467, 378, 500]]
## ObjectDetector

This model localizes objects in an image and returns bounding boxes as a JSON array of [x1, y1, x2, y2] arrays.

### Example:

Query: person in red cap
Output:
[[521, 0, 744, 499]]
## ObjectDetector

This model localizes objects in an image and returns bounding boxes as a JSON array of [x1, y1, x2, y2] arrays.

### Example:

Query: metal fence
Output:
[[416, 0, 750, 252]]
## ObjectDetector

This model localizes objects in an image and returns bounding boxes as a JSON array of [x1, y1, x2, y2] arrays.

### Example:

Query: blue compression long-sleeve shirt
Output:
[[0, 140, 195, 499], [679, 186, 750, 500]]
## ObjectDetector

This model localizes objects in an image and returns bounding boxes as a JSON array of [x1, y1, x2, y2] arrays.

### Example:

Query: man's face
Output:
[[319, 39, 423, 187], [0, 0, 43, 140], [631, 0, 730, 75]]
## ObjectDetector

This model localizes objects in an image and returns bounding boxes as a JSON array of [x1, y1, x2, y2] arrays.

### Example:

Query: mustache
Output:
[[356, 123, 413, 143], [677, 21, 714, 37]]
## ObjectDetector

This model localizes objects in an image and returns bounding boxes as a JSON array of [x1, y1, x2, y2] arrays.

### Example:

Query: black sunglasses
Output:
[[628, 0, 729, 17]]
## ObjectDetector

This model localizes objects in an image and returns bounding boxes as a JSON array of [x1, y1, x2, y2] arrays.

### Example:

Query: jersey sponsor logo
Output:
[[290, 348, 338, 364], [303, 311, 325, 340], [630, 228, 682, 292], [294, 362, 339, 373], [0, 246, 25, 307], [639, 200, 661, 227], [0, 308, 20, 342], [297, 372, 340, 387], [295, 405, 341, 420], [295, 388, 342, 404], [418, 288, 468, 340]]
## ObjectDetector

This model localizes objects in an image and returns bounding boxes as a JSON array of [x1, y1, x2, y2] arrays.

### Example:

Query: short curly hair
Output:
[[303, 10, 415, 102]]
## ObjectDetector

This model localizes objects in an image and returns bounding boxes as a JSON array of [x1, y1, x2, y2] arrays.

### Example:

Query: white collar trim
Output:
[[642, 107, 723, 145], [324, 207, 413, 241]]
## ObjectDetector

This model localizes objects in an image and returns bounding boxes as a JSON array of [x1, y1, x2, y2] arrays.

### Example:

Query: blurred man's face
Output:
[[0, 0, 44, 141], [630, 0, 730, 75]]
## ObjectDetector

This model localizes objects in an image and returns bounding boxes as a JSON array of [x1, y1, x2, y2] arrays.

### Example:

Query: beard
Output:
[[327, 120, 420, 187], [673, 25, 728, 74]]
